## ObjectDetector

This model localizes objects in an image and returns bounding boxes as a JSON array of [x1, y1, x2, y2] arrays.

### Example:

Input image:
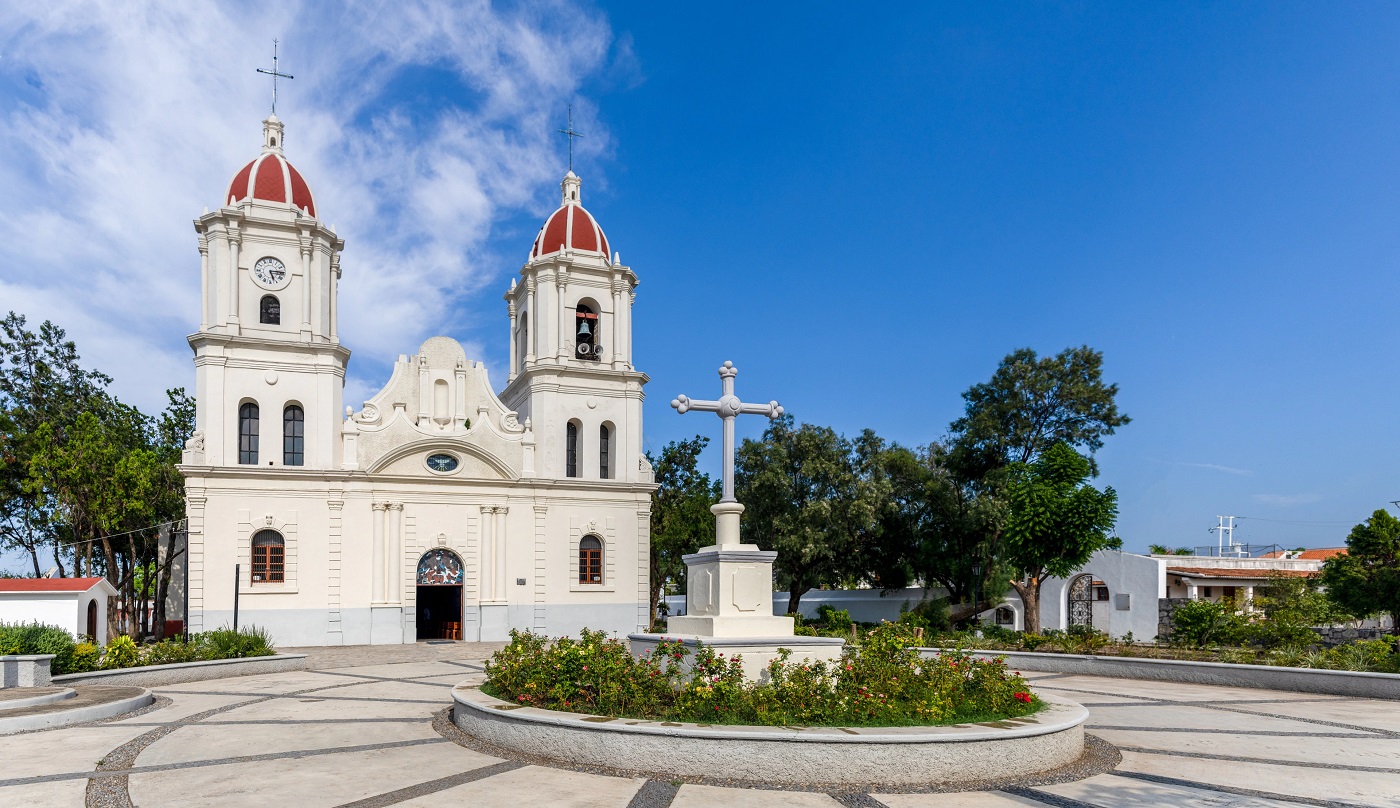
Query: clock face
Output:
[[253, 256, 287, 287], [426, 453, 459, 473]]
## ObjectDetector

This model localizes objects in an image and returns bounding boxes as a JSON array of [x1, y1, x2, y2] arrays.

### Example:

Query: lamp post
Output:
[[971, 561, 983, 630]]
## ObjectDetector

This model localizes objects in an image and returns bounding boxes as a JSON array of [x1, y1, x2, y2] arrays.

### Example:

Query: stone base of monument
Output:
[[628, 633, 846, 680], [452, 684, 1089, 787], [630, 538, 846, 679]]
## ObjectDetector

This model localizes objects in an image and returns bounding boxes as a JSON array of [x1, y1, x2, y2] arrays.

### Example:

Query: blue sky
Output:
[[1, 3, 1397, 570]]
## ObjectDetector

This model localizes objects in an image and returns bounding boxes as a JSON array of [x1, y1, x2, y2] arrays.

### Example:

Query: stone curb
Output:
[[451, 685, 1087, 786], [51, 653, 307, 687], [0, 688, 153, 734], [922, 648, 1400, 700], [0, 688, 76, 711]]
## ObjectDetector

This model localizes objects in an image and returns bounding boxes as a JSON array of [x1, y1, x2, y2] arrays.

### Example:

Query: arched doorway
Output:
[[1068, 574, 1094, 629], [86, 600, 98, 641], [416, 549, 464, 641]]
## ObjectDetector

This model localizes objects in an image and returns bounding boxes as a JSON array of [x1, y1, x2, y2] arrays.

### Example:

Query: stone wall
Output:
[[1156, 597, 1191, 640], [1315, 626, 1390, 647]]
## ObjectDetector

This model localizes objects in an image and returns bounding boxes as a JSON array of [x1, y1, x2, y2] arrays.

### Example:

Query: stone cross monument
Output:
[[670, 360, 783, 549], [643, 362, 843, 672]]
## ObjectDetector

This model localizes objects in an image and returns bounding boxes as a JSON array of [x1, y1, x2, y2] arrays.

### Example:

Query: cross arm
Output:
[[670, 395, 721, 414], [739, 401, 785, 419]]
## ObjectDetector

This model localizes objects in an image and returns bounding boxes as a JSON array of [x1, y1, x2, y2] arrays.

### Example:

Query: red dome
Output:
[[227, 152, 317, 217], [531, 204, 610, 260], [530, 172, 612, 261]]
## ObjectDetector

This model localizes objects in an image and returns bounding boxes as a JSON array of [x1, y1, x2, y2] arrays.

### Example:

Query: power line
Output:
[[63, 519, 186, 547], [1236, 516, 1356, 526]]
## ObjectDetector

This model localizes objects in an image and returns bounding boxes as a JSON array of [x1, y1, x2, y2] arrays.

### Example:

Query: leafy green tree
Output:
[[646, 436, 719, 623], [0, 312, 112, 576], [948, 346, 1129, 480], [867, 441, 1012, 624], [736, 415, 888, 615], [1320, 510, 1400, 635], [1247, 572, 1351, 649], [1002, 442, 1119, 633]]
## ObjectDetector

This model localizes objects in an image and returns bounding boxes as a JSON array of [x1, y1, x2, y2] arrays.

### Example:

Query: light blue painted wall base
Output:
[[370, 606, 405, 645], [480, 604, 509, 642]]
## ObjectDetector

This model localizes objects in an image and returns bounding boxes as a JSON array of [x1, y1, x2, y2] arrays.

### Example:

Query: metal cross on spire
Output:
[[557, 104, 584, 171], [672, 361, 784, 504], [256, 39, 294, 114]]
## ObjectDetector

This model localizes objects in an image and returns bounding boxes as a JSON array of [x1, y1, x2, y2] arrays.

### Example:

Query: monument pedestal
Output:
[[634, 363, 843, 679], [631, 503, 844, 680]]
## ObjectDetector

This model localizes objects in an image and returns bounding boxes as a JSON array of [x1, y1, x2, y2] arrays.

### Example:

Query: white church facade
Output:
[[177, 113, 653, 647]]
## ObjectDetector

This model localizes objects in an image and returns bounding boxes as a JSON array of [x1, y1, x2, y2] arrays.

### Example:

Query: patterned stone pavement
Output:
[[1, 645, 1397, 807]]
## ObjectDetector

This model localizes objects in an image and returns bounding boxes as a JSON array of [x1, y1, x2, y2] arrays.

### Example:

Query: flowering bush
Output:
[[483, 624, 1042, 727]]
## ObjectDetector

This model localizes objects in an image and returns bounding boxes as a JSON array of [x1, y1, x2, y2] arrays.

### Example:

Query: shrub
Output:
[[141, 639, 202, 666], [901, 598, 950, 633], [103, 635, 139, 669], [483, 624, 1042, 728], [0, 621, 79, 673], [69, 642, 101, 673], [1172, 600, 1243, 648], [816, 604, 853, 633], [195, 625, 275, 659]]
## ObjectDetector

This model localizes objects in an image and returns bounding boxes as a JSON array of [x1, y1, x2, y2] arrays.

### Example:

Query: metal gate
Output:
[[1068, 574, 1094, 629]]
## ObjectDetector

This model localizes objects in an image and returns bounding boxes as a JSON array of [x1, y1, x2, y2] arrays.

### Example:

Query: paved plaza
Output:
[[0, 644, 1397, 807]]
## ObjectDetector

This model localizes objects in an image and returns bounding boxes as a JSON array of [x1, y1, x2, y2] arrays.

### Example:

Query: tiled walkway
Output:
[[1, 646, 1397, 807]]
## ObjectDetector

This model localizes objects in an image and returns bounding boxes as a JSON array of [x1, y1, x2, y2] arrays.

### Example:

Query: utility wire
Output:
[[62, 518, 186, 547]]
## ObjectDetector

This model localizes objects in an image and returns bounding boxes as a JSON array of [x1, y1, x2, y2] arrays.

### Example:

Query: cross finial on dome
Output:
[[557, 104, 584, 171], [561, 170, 581, 205], [256, 39, 294, 115]]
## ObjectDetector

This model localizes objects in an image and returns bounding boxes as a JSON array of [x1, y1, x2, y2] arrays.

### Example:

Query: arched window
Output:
[[238, 402, 259, 465], [260, 295, 281, 325], [575, 302, 600, 360], [251, 530, 285, 583], [579, 535, 602, 584], [599, 423, 611, 479], [283, 405, 304, 466], [565, 421, 579, 478], [995, 606, 1014, 626]]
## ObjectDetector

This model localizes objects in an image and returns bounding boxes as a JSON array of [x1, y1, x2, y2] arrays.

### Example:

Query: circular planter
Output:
[[452, 685, 1087, 787]]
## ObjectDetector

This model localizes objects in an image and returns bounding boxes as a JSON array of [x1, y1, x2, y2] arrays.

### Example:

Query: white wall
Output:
[[1040, 550, 1166, 639], [0, 592, 108, 642]]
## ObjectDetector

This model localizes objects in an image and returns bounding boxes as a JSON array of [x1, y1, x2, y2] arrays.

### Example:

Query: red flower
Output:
[[1013, 692, 1032, 703]]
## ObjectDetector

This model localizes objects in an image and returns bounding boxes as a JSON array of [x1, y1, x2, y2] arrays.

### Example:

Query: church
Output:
[[176, 112, 653, 646]]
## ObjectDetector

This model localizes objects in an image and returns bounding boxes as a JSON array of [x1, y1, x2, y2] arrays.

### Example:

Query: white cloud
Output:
[[0, 1, 616, 413], [1169, 461, 1253, 477], [1250, 493, 1322, 507]]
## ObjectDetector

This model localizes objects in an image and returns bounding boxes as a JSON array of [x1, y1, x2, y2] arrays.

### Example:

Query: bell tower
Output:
[[500, 171, 646, 483], [184, 114, 350, 471]]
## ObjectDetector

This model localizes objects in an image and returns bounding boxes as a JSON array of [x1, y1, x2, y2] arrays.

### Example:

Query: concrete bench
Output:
[[0, 654, 56, 688]]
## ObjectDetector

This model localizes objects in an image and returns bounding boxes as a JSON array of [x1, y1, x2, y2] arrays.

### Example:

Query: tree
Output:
[[736, 415, 887, 615], [0, 312, 112, 576], [647, 436, 718, 623], [948, 346, 1129, 480], [1247, 572, 1351, 649], [865, 441, 1012, 624], [1001, 442, 1119, 633], [1320, 509, 1400, 635]]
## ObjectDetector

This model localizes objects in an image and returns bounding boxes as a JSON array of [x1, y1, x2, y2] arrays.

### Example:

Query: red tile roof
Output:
[[0, 577, 108, 593], [1297, 548, 1346, 560], [1167, 567, 1315, 579]]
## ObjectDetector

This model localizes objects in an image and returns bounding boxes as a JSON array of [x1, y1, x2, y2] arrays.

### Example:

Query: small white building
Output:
[[0, 577, 117, 644]]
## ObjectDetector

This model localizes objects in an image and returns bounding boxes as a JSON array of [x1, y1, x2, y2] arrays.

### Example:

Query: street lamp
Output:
[[971, 561, 983, 630]]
